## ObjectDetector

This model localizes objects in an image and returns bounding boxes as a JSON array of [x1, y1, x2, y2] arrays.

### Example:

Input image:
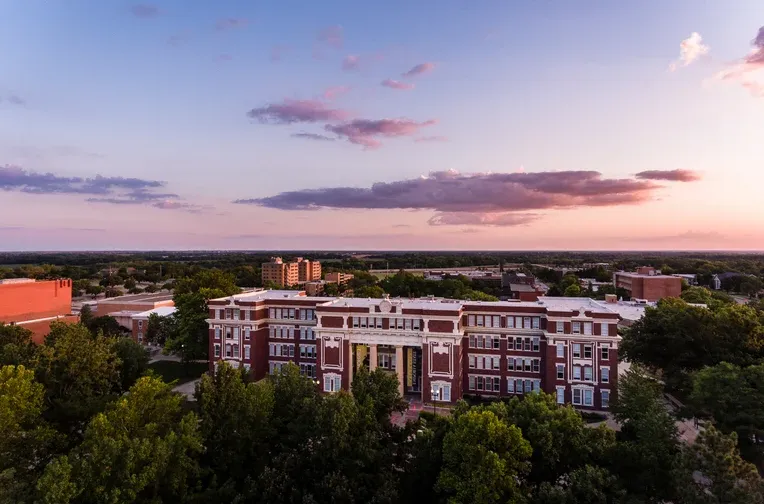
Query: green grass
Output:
[[147, 360, 208, 385]]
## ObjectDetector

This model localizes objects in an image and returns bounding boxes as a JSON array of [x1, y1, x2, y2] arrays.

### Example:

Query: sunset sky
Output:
[[1, 0, 763, 251]]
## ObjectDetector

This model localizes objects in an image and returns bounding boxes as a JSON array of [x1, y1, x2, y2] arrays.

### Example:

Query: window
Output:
[[137, 332, 143, 342], [556, 364, 565, 379], [413, 319, 420, 330], [225, 328, 232, 340], [572, 322, 581, 334], [243, 363, 251, 372], [601, 346, 609, 360], [507, 358, 514, 371], [532, 337, 540, 352], [493, 356, 500, 370], [584, 389, 593, 406], [269, 308, 275, 319], [584, 366, 593, 381], [493, 315, 501, 328], [469, 376, 475, 390], [244, 345, 250, 359], [506, 316, 514, 328], [469, 355, 476, 368], [233, 345, 239, 358], [601, 390, 610, 408], [300, 309, 307, 320], [507, 378, 515, 393], [396, 318, 404, 329], [524, 338, 531, 351], [572, 343, 581, 358], [289, 309, 295, 319], [573, 366, 582, 380], [233, 327, 240, 340], [523, 317, 531, 329], [532, 359, 540, 372], [556, 343, 564, 358], [532, 317, 540, 329], [324, 374, 341, 393], [353, 317, 359, 328], [601, 367, 610, 383], [244, 328, 250, 341], [138, 320, 143, 329], [485, 316, 492, 328], [269, 327, 275, 339], [404, 318, 412, 330], [556, 387, 565, 404], [532, 379, 541, 392], [431, 383, 450, 402], [300, 363, 317, 378], [524, 380, 532, 393], [573, 388, 582, 405], [493, 337, 500, 350], [524, 359, 532, 372], [515, 337, 523, 350], [215, 327, 221, 340], [214, 344, 220, 357], [468, 315, 475, 326], [556, 321, 564, 334], [601, 323, 609, 336], [225, 344, 232, 358], [584, 345, 592, 359], [244, 310, 250, 321], [300, 345, 316, 359], [584, 322, 592, 336]]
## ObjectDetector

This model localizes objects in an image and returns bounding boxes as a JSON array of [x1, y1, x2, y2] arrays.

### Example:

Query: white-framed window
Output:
[[300, 344, 316, 359], [532, 359, 540, 372], [289, 309, 295, 319], [556, 387, 565, 404], [352, 317, 359, 328], [584, 322, 593, 336], [214, 327, 221, 340], [572, 343, 581, 358], [584, 345, 592, 359], [431, 381, 451, 402], [468, 315, 476, 326], [137, 320, 143, 329], [225, 344, 232, 358], [556, 343, 564, 358], [243, 363, 251, 372], [214, 344, 220, 357], [493, 315, 501, 328], [572, 388, 582, 405], [601, 323, 609, 336], [506, 316, 514, 328], [323, 373, 341, 393], [523, 317, 531, 329], [233, 327, 240, 340], [269, 308, 275, 319], [300, 309, 306, 320], [584, 366, 593, 381], [601, 346, 609, 360], [601, 390, 610, 408], [137, 332, 143, 342], [413, 319, 420, 330], [601, 367, 610, 383], [572, 322, 581, 334], [299, 363, 316, 378], [507, 378, 515, 393], [524, 338, 531, 351], [524, 379, 532, 393], [532, 317, 540, 329], [573, 366, 582, 380], [244, 345, 250, 359], [556, 321, 564, 334], [233, 345, 239, 358], [515, 337, 522, 350], [244, 327, 251, 341], [556, 364, 565, 379], [244, 309, 250, 321], [584, 389, 593, 406], [532, 337, 540, 352], [507, 358, 514, 371]]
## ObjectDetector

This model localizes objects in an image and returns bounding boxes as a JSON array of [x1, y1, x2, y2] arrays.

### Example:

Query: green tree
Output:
[[85, 315, 123, 337], [353, 284, 386, 298], [195, 363, 275, 499], [610, 368, 680, 502], [323, 282, 340, 296], [674, 426, 764, 504], [78, 304, 93, 328], [111, 337, 149, 393], [164, 292, 209, 362], [436, 408, 532, 504], [146, 312, 176, 346], [501, 393, 615, 484], [123, 278, 137, 290], [681, 286, 713, 304], [35, 323, 121, 436], [741, 276, 764, 297], [37, 376, 203, 504], [0, 323, 37, 367], [564, 284, 582, 297], [533, 465, 626, 504], [174, 270, 240, 299], [350, 367, 407, 423], [0, 365, 62, 502], [84, 284, 103, 298], [690, 362, 764, 463]]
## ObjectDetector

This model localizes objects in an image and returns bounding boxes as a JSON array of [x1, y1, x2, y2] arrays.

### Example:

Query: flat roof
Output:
[[615, 271, 679, 279], [509, 283, 537, 292], [134, 306, 177, 318], [97, 293, 174, 304]]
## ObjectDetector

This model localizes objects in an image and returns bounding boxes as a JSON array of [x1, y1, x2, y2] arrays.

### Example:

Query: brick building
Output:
[[0, 278, 76, 343], [262, 257, 322, 287], [325, 272, 354, 285], [131, 306, 176, 344], [207, 290, 620, 411], [613, 267, 682, 301]]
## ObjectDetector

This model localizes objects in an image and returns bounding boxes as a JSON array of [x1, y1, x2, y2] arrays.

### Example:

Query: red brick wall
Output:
[[429, 320, 454, 333], [20, 315, 79, 344], [0, 279, 72, 323], [321, 316, 344, 328]]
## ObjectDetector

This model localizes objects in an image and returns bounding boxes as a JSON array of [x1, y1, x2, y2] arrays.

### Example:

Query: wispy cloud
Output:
[[130, 4, 159, 19], [1, 165, 199, 211], [234, 169, 690, 225], [634, 169, 701, 182], [414, 135, 448, 143], [715, 26, 764, 97], [325, 118, 437, 148], [381, 79, 415, 90], [291, 132, 336, 141], [668, 32, 709, 71], [402, 62, 436, 78], [216, 18, 249, 31], [247, 99, 349, 124], [322, 86, 350, 100], [317, 25, 343, 49]]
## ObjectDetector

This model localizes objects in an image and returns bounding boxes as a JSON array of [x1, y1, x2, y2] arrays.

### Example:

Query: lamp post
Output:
[[431, 386, 439, 415]]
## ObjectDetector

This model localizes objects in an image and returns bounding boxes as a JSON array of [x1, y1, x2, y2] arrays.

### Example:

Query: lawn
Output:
[[148, 360, 208, 385]]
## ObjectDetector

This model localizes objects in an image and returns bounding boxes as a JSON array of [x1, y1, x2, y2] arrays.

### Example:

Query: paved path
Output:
[[173, 378, 201, 400]]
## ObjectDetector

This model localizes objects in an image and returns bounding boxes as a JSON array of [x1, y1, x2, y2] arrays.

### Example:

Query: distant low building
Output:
[[305, 281, 325, 296], [325, 272, 354, 285], [672, 273, 698, 286], [131, 306, 176, 345], [0, 278, 77, 343], [613, 267, 681, 302], [501, 272, 542, 301]]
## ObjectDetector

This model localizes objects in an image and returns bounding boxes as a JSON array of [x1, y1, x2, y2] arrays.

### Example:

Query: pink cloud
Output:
[[322, 86, 350, 100], [402, 62, 436, 78], [317, 25, 343, 48], [234, 169, 688, 226], [381, 79, 415, 90], [414, 136, 448, 143], [715, 26, 764, 98], [635, 169, 701, 182], [247, 99, 349, 124], [216, 18, 249, 31], [325, 118, 437, 148], [342, 55, 360, 71], [668, 32, 709, 71]]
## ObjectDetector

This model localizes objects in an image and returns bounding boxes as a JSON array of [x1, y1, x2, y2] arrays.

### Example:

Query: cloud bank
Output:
[[325, 118, 436, 148], [635, 169, 701, 182], [402, 62, 436, 78], [246, 99, 349, 124], [381, 79, 415, 90], [669, 32, 709, 71], [716, 26, 764, 97], [234, 169, 701, 225]]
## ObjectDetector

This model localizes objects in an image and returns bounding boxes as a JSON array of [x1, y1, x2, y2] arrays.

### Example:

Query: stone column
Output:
[[347, 342, 354, 390], [395, 345, 404, 396], [369, 344, 378, 371]]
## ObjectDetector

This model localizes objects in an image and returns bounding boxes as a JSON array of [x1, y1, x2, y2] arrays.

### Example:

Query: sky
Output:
[[1, 0, 763, 251]]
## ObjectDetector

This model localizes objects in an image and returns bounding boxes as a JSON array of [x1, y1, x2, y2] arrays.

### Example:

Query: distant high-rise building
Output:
[[262, 257, 321, 287]]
